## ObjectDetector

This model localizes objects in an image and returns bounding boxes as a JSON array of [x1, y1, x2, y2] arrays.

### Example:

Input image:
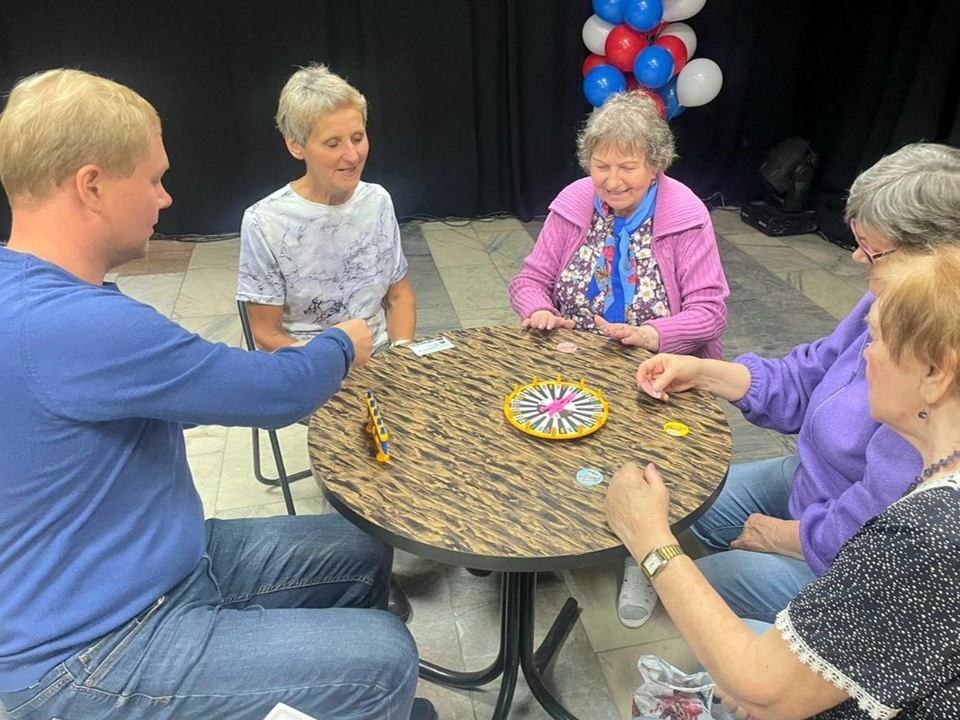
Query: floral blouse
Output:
[[776, 471, 960, 719], [553, 208, 670, 332]]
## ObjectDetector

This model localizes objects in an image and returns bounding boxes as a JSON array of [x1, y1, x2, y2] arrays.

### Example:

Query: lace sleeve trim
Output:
[[775, 608, 899, 720]]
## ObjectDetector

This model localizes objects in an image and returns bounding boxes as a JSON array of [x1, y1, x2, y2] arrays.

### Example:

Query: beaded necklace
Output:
[[902, 446, 960, 497]]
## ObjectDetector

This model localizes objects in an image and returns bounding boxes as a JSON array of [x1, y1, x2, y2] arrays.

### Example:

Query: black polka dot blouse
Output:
[[776, 471, 960, 719]]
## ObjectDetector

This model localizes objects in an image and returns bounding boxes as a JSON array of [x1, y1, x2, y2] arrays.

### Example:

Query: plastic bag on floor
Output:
[[631, 654, 717, 720]]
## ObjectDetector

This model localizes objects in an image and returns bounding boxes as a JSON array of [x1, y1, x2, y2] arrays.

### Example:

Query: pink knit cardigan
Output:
[[509, 175, 729, 360]]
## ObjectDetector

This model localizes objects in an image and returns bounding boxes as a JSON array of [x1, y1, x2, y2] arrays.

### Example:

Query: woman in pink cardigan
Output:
[[509, 91, 729, 627]]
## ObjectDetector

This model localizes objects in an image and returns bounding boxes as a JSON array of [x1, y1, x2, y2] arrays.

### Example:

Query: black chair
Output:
[[237, 301, 311, 516]]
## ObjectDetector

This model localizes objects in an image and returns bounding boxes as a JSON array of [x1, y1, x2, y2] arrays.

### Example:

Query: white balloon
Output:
[[582, 14, 615, 56], [662, 0, 706, 22], [657, 22, 697, 59], [676, 58, 722, 107]]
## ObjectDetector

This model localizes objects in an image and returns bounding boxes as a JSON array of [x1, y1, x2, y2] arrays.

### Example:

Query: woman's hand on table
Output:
[[594, 315, 660, 351], [637, 355, 752, 403], [636, 353, 703, 401], [521, 310, 576, 331], [605, 461, 676, 559], [333, 318, 373, 368]]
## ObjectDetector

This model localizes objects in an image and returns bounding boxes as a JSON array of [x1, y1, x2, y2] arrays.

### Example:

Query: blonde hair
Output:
[[0, 68, 161, 205], [275, 64, 367, 146], [872, 247, 960, 393], [845, 143, 960, 251], [576, 90, 677, 174]]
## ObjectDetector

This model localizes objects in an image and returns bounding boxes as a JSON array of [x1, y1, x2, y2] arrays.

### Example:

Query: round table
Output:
[[309, 325, 731, 719]]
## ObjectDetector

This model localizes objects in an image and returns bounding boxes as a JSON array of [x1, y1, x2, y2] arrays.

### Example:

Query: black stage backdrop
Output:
[[1, 0, 959, 239]]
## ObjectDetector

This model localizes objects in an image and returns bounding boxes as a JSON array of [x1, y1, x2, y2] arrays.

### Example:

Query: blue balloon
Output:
[[634, 45, 673, 89], [623, 0, 663, 32], [657, 77, 685, 121], [593, 0, 625, 25], [583, 65, 627, 107]]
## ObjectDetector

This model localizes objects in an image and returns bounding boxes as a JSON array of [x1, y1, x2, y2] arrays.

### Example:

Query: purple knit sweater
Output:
[[734, 293, 922, 575], [509, 176, 729, 359]]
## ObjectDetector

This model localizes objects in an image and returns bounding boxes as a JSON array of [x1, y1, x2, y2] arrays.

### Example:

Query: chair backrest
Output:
[[236, 301, 257, 352]]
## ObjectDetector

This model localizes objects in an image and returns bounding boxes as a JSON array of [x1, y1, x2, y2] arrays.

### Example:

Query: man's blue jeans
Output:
[[0, 515, 419, 720], [691, 455, 817, 623]]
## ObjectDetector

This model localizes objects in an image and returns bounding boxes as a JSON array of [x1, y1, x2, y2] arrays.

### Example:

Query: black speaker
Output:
[[740, 137, 821, 236]]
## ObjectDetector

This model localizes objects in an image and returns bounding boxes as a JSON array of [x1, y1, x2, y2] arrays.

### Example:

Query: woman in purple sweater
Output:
[[509, 91, 729, 626], [636, 142, 960, 623]]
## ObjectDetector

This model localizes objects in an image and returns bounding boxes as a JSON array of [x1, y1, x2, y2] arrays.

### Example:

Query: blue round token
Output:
[[576, 468, 604, 486]]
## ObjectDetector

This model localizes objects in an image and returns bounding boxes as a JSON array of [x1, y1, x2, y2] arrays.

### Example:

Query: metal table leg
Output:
[[419, 571, 581, 720]]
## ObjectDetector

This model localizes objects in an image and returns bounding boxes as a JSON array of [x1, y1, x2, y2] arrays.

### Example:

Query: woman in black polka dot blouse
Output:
[[606, 247, 960, 720]]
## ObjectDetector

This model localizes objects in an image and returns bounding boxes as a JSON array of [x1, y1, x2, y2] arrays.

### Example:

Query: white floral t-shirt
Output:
[[236, 181, 408, 349]]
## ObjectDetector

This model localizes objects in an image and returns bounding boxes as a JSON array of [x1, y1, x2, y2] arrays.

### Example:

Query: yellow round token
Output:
[[663, 421, 690, 437]]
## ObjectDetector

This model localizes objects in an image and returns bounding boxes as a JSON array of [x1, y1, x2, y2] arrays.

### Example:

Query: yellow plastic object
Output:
[[662, 421, 690, 437], [365, 390, 391, 462], [504, 373, 609, 440]]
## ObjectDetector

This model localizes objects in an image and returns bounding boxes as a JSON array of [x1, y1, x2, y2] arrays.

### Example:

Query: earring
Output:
[[918, 409, 929, 420]]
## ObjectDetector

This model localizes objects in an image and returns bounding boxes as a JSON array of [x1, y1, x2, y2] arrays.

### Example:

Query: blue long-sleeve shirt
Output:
[[0, 247, 354, 691]]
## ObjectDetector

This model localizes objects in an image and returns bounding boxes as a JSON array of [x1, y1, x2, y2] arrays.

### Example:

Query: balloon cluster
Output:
[[581, 0, 722, 120]]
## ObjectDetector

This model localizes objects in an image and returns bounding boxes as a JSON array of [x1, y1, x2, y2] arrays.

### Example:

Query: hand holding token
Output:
[[593, 315, 660, 351], [333, 318, 373, 368], [605, 461, 674, 556], [636, 353, 703, 401], [522, 310, 576, 331]]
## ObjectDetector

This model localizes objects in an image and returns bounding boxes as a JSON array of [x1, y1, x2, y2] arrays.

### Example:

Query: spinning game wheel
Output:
[[504, 374, 608, 440]]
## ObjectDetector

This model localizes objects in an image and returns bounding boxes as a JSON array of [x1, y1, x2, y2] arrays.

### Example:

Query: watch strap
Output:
[[642, 543, 684, 581]]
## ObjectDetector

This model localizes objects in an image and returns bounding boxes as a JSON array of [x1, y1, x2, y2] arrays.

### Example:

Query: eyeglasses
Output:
[[851, 221, 897, 264], [859, 245, 898, 265]]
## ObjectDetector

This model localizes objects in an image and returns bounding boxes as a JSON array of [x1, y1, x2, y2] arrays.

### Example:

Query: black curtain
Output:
[[1, 0, 959, 238]]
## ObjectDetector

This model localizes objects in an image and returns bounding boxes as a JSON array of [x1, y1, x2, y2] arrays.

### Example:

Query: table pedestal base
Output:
[[419, 572, 582, 720]]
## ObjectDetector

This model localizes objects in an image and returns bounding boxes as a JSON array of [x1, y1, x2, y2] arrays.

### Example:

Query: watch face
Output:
[[642, 554, 661, 576], [504, 375, 608, 440]]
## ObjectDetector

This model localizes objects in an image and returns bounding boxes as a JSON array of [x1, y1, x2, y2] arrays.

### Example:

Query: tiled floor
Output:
[[114, 209, 863, 720]]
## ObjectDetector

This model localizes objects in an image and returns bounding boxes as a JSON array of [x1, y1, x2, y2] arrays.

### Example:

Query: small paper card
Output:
[[262, 703, 320, 720], [409, 336, 455, 356]]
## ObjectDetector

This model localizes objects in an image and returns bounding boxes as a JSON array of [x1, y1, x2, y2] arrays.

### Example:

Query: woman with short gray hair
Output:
[[237, 64, 416, 354], [509, 91, 730, 627], [631, 142, 960, 626]]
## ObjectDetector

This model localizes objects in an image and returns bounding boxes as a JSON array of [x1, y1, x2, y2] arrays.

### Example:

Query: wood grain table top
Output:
[[309, 326, 731, 571]]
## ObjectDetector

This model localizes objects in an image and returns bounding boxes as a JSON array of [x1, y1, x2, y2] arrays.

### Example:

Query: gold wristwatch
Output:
[[640, 544, 685, 581]]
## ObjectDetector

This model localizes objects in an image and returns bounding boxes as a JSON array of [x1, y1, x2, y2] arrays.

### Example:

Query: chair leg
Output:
[[251, 427, 310, 516], [266, 429, 297, 516]]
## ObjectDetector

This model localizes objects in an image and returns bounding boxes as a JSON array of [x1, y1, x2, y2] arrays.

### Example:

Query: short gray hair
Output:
[[845, 143, 960, 251], [576, 91, 677, 174], [275, 64, 367, 146]]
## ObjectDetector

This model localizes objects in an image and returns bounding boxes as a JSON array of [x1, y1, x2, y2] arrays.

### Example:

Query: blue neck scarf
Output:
[[586, 182, 658, 323]]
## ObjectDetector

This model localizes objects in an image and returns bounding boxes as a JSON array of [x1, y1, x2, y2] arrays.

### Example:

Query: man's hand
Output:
[[730, 514, 796, 556], [333, 319, 373, 368], [594, 315, 660, 351], [605, 461, 674, 557], [635, 353, 704, 401], [521, 310, 576, 331]]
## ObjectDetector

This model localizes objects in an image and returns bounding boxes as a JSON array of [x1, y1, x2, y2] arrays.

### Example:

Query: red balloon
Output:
[[638, 89, 666, 119], [654, 35, 688, 76], [604, 25, 648, 72], [625, 73, 641, 91], [582, 54, 609, 77]]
